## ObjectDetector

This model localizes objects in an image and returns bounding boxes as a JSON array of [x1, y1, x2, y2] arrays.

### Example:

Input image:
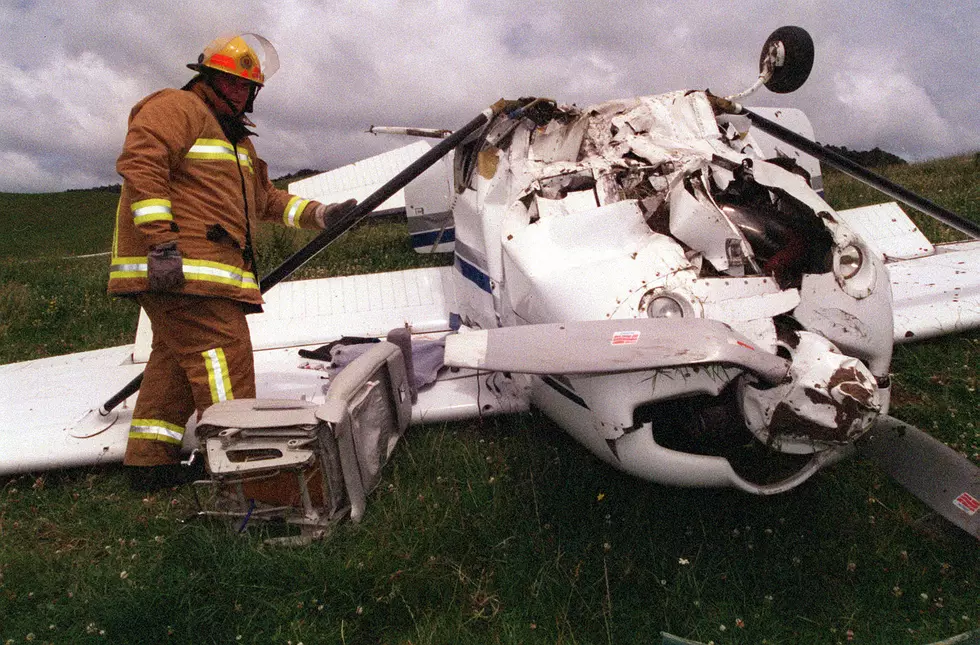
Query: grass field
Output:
[[0, 156, 977, 644]]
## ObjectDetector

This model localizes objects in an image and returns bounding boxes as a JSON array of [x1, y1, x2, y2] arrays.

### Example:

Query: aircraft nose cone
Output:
[[740, 331, 881, 452]]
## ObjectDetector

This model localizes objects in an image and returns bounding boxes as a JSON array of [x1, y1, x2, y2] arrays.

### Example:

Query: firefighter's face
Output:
[[211, 73, 255, 115]]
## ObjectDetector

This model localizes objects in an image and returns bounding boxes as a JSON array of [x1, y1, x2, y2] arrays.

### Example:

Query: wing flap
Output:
[[836, 202, 934, 261]]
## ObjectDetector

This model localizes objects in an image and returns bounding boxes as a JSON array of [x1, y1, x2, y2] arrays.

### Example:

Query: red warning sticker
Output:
[[611, 331, 640, 346], [953, 492, 979, 516], [727, 338, 755, 351]]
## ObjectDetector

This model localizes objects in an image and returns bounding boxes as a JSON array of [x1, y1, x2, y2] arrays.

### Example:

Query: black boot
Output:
[[128, 458, 206, 493]]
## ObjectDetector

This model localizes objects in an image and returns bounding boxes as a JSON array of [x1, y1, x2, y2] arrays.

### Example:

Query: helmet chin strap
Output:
[[244, 84, 260, 114], [205, 72, 259, 118]]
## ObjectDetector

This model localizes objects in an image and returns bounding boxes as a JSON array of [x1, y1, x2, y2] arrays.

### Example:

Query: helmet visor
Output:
[[239, 33, 279, 81]]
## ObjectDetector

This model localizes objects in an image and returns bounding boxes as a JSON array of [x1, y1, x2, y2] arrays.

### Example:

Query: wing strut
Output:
[[732, 102, 980, 239]]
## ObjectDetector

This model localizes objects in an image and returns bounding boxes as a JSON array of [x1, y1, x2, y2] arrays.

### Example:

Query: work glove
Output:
[[147, 241, 185, 292], [313, 198, 359, 229]]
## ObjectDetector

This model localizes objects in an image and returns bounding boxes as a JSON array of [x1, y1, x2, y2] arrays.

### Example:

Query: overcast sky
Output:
[[1, 0, 977, 193]]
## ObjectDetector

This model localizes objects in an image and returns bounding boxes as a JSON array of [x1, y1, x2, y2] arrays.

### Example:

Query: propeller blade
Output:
[[444, 318, 789, 384], [858, 415, 980, 540]]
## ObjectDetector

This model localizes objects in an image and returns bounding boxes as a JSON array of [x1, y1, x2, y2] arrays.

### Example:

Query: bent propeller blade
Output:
[[444, 318, 789, 384], [858, 415, 980, 540]]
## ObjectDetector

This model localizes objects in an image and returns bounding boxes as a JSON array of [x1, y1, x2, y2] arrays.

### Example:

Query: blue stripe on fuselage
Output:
[[454, 253, 492, 293], [411, 227, 456, 249]]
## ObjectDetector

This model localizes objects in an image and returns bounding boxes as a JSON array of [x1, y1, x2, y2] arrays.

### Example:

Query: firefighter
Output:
[[109, 33, 356, 491]]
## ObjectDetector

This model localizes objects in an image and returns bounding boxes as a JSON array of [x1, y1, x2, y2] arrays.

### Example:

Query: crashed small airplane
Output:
[[2, 27, 978, 541]]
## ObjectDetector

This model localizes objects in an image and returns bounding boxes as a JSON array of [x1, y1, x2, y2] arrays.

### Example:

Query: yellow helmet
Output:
[[187, 33, 279, 85]]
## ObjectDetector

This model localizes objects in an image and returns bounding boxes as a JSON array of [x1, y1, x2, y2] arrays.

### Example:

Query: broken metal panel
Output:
[[529, 113, 589, 163], [794, 257, 894, 377], [669, 178, 752, 274], [740, 331, 881, 454], [532, 190, 599, 219], [748, 157, 831, 216], [740, 106, 823, 194], [689, 276, 800, 351], [584, 92, 734, 169], [477, 147, 500, 180]]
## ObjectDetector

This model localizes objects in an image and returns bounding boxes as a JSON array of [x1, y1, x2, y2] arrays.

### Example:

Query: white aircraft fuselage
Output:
[[420, 90, 892, 493]]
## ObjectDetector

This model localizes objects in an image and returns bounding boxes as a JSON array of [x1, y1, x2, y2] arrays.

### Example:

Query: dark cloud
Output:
[[0, 1, 976, 192]]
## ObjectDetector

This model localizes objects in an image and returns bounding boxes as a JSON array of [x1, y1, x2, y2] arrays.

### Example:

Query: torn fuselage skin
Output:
[[447, 90, 891, 492]]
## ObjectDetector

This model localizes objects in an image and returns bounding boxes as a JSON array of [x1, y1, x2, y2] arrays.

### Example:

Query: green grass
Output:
[[1, 156, 978, 644], [822, 155, 980, 243], [0, 190, 120, 259]]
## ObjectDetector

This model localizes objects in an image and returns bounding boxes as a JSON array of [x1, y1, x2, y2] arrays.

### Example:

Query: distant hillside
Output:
[[824, 145, 907, 167], [273, 168, 323, 183], [69, 184, 120, 193], [72, 169, 324, 194]]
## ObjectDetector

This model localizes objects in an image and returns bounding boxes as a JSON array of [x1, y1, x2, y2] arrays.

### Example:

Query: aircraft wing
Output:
[[133, 266, 456, 361], [0, 267, 528, 477], [290, 139, 455, 255], [836, 202, 980, 342], [288, 140, 433, 214]]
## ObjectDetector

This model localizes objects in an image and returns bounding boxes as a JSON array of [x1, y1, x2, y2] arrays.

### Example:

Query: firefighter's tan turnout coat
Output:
[[109, 82, 324, 306]]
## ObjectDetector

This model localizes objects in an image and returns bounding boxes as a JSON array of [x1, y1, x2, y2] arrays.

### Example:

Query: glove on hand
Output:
[[147, 241, 185, 292], [313, 199, 359, 229]]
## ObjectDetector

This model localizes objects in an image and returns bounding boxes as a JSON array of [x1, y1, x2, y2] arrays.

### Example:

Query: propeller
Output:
[[858, 415, 980, 539], [444, 318, 790, 384]]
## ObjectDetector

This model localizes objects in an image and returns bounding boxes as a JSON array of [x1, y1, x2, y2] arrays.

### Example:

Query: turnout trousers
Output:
[[124, 293, 256, 467]]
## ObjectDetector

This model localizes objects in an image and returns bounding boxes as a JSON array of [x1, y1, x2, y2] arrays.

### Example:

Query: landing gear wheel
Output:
[[761, 26, 814, 94]]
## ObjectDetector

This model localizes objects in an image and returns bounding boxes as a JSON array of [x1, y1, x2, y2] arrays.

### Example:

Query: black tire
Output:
[[761, 26, 814, 94]]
